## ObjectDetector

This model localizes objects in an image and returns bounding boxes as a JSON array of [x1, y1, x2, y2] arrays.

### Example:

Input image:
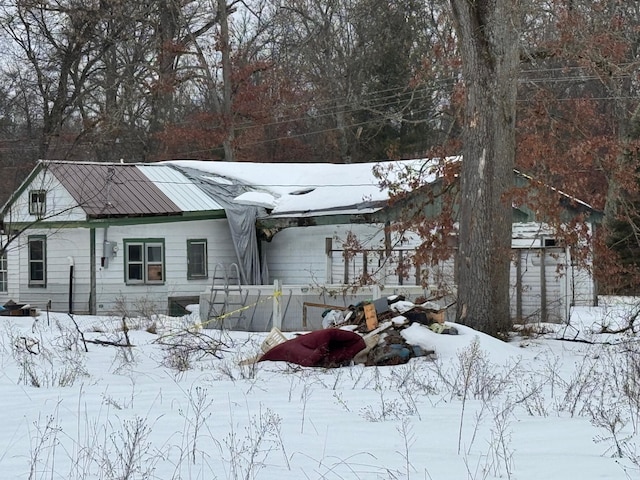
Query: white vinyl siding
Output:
[[8, 220, 235, 315], [91, 219, 236, 314], [263, 224, 387, 285], [263, 222, 595, 323], [8, 170, 86, 223], [0, 252, 7, 293]]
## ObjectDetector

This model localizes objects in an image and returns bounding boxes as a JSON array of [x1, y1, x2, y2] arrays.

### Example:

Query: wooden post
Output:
[[384, 221, 392, 257], [343, 250, 349, 284], [516, 249, 522, 322], [68, 257, 74, 314], [363, 250, 368, 278], [540, 249, 547, 323], [273, 279, 282, 330], [89, 228, 98, 315]]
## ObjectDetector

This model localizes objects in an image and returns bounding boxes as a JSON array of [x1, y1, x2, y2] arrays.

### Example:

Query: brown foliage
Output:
[[516, 92, 614, 212], [156, 60, 314, 162]]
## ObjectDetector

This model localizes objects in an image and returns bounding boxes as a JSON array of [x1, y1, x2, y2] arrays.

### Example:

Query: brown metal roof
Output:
[[48, 162, 182, 218]]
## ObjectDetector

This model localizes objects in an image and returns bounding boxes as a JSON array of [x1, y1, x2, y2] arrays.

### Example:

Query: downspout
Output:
[[68, 256, 74, 314], [592, 222, 599, 307], [90, 228, 96, 314], [102, 226, 109, 268], [565, 244, 571, 324], [540, 246, 547, 323]]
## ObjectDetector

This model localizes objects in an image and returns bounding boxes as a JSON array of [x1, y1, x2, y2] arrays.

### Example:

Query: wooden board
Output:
[[363, 303, 378, 331]]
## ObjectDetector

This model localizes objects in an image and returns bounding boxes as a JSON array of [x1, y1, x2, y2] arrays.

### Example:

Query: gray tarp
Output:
[[177, 166, 266, 285]]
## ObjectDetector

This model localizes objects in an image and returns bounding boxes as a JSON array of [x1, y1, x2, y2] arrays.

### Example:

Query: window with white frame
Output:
[[125, 239, 165, 284], [187, 239, 207, 279], [29, 190, 46, 217], [28, 236, 46, 287], [0, 252, 7, 293]]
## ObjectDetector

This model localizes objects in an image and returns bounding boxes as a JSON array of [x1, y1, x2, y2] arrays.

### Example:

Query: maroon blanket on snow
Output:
[[259, 329, 366, 367]]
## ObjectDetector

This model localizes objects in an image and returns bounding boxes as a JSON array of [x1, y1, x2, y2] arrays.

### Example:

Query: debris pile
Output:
[[255, 295, 458, 368], [0, 300, 34, 317]]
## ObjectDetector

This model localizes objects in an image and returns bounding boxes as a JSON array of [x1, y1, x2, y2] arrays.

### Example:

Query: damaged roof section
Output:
[[168, 159, 435, 217]]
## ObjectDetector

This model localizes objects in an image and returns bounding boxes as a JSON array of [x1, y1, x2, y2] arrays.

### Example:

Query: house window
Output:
[[28, 236, 46, 287], [124, 239, 164, 284], [187, 239, 208, 279], [29, 190, 46, 217], [0, 252, 7, 293]]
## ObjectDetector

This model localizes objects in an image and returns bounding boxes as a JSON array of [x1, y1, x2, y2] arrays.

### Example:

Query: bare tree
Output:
[[0, 1, 107, 159], [270, 0, 444, 163]]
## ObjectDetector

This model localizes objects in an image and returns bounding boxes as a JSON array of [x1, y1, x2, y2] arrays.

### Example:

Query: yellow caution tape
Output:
[[154, 289, 286, 343], [192, 291, 281, 330]]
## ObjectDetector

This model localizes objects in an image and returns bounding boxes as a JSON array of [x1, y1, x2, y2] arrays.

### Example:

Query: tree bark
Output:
[[148, 0, 180, 160], [218, 0, 235, 162], [450, 0, 519, 336]]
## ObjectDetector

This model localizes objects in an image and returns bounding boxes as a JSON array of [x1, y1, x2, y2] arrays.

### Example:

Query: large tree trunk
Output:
[[148, 0, 180, 160], [218, 0, 235, 162], [450, 0, 519, 336]]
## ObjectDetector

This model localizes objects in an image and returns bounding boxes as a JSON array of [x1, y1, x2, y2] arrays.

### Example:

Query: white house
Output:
[[172, 160, 600, 326], [0, 159, 601, 325], [0, 161, 242, 315]]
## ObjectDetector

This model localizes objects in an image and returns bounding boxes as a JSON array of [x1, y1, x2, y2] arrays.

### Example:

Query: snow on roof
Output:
[[30, 159, 596, 221], [168, 159, 439, 215]]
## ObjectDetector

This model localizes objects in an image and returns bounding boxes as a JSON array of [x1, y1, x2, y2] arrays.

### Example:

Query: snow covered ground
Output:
[[1, 298, 640, 479]]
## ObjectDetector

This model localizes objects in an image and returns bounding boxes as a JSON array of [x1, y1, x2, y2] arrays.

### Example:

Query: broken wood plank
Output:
[[363, 303, 379, 331]]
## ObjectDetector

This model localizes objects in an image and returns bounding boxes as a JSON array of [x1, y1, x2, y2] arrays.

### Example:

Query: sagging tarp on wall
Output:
[[177, 166, 266, 285]]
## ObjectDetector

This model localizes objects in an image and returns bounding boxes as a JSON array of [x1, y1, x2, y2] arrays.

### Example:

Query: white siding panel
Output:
[[542, 248, 567, 322], [263, 224, 387, 285], [94, 218, 238, 314], [3, 218, 238, 315], [266, 221, 595, 323], [511, 249, 540, 321], [510, 248, 568, 323], [264, 224, 456, 298], [0, 235, 23, 305], [569, 265, 595, 306], [7, 170, 86, 224], [12, 228, 92, 312]]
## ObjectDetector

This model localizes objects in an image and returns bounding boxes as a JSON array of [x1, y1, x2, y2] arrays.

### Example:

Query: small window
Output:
[[29, 190, 46, 217], [187, 239, 208, 279], [0, 252, 7, 293], [124, 239, 164, 284], [28, 236, 46, 287]]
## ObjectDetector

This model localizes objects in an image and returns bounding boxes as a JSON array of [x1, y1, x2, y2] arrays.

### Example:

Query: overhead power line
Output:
[[0, 63, 637, 157]]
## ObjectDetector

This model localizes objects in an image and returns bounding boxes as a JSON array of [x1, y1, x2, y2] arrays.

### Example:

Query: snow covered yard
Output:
[[1, 300, 640, 479]]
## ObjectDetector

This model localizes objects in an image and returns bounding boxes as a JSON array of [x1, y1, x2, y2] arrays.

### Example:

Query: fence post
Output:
[[273, 279, 282, 330], [373, 284, 381, 300]]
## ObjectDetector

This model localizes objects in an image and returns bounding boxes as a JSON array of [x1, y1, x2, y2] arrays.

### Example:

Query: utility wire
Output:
[[0, 64, 637, 156]]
